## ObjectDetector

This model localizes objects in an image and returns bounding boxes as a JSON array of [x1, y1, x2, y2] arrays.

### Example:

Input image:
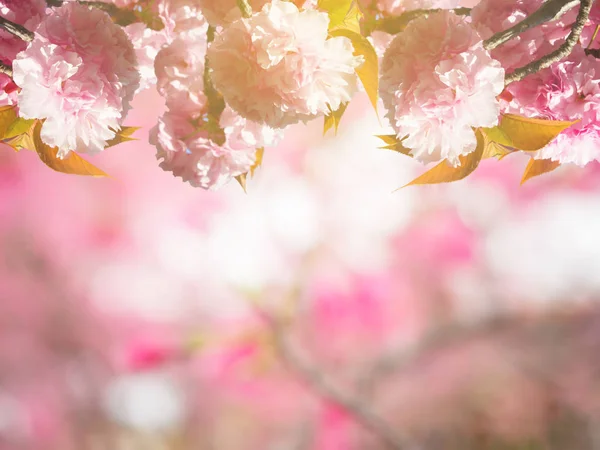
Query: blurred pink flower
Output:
[[379, 10, 504, 166], [13, 3, 139, 157], [207, 0, 363, 128]]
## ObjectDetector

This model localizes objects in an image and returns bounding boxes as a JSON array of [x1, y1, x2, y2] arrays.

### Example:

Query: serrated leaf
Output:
[[104, 126, 140, 148], [521, 158, 561, 184], [403, 129, 485, 187], [330, 29, 379, 113], [32, 121, 108, 177], [0, 105, 17, 139], [235, 147, 264, 192], [324, 102, 348, 135], [478, 127, 514, 159], [376, 134, 411, 155], [3, 117, 36, 140], [498, 114, 577, 151], [318, 0, 362, 33]]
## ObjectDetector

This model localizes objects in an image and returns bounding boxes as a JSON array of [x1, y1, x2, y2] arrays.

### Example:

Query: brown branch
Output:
[[586, 48, 600, 57], [504, 0, 593, 85], [258, 308, 408, 450], [0, 16, 33, 42], [0, 61, 12, 78], [484, 0, 580, 51]]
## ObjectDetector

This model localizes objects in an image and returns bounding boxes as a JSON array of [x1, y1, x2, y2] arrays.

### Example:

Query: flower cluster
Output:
[[150, 22, 280, 189], [379, 10, 505, 166], [207, 0, 363, 128], [12, 2, 139, 157]]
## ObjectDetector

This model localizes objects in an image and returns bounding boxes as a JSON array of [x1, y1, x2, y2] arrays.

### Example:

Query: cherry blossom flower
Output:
[[379, 10, 504, 166], [12, 3, 139, 157], [207, 0, 363, 128]]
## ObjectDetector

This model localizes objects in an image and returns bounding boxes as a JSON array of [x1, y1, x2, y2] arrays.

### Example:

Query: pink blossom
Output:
[[154, 31, 207, 116], [379, 10, 504, 166], [157, 0, 208, 36], [150, 107, 280, 190], [196, 0, 269, 26], [207, 0, 363, 128], [471, 0, 546, 70], [361, 0, 461, 16], [503, 46, 600, 166], [123, 23, 169, 93], [0, 0, 46, 30], [12, 3, 139, 157], [0, 0, 46, 107]]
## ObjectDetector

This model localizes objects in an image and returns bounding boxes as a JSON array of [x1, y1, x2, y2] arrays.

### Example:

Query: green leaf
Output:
[[403, 129, 485, 187], [104, 126, 140, 148], [324, 102, 348, 135], [521, 158, 561, 185], [318, 0, 362, 33], [330, 29, 379, 113], [497, 114, 577, 151], [32, 121, 108, 177]]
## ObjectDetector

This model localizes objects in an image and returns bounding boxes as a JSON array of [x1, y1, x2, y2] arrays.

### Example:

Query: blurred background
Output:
[[2, 81, 600, 450]]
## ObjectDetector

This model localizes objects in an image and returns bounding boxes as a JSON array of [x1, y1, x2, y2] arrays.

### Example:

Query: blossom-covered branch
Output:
[[504, 0, 594, 84], [483, 0, 580, 51]]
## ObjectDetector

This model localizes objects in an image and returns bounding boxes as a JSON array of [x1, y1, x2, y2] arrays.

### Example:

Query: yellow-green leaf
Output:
[[478, 127, 514, 159], [318, 0, 362, 33], [3, 118, 37, 152], [521, 158, 561, 185], [250, 147, 264, 177], [376, 134, 411, 156], [104, 126, 140, 148], [403, 129, 485, 187], [498, 114, 577, 151], [324, 102, 348, 135], [330, 29, 379, 113], [235, 147, 265, 192], [32, 122, 108, 176], [0, 105, 17, 139], [3, 117, 36, 141]]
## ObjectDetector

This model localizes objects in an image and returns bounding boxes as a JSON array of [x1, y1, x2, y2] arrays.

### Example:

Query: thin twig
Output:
[[586, 48, 600, 57], [484, 0, 580, 51], [504, 0, 593, 85], [0, 61, 12, 78], [257, 308, 408, 450], [0, 17, 33, 42]]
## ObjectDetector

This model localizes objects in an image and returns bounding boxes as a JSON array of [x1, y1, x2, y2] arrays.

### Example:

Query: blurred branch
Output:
[[356, 317, 511, 399], [257, 307, 409, 450], [484, 0, 580, 51], [504, 0, 593, 85]]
